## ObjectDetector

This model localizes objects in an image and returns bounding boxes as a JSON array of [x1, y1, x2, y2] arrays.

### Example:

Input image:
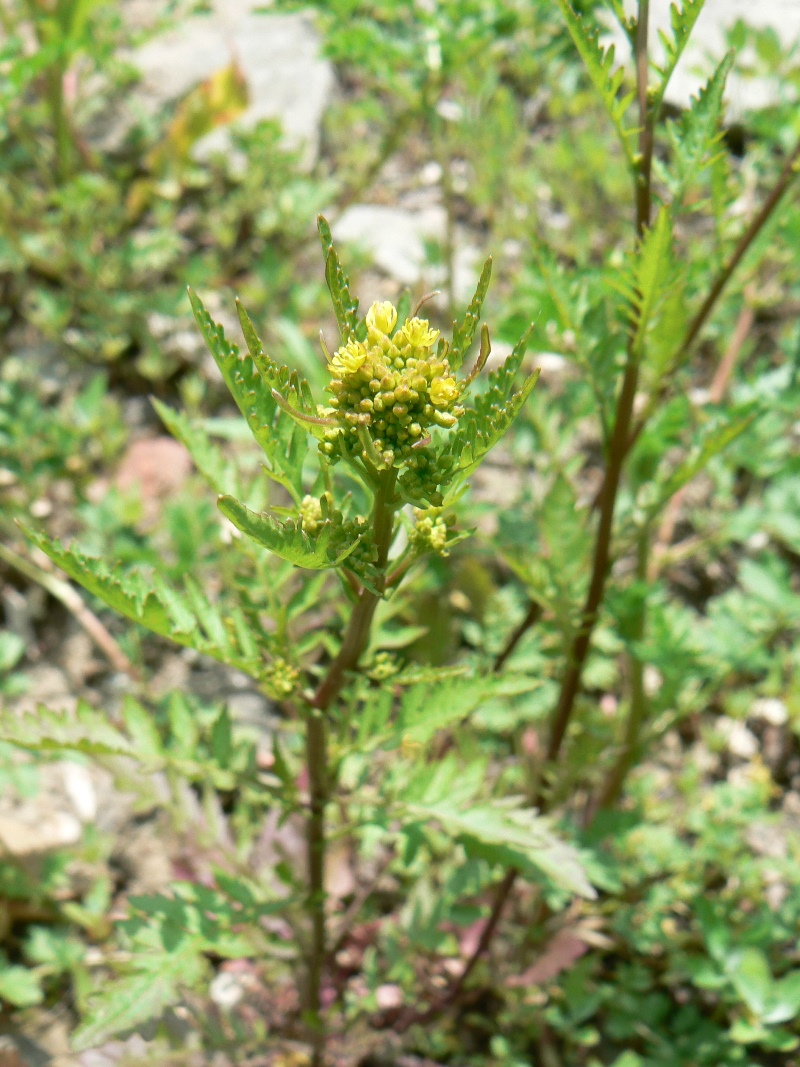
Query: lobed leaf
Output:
[[188, 288, 308, 502], [218, 494, 361, 569], [664, 51, 734, 209], [653, 0, 706, 116], [318, 214, 359, 342], [444, 326, 539, 478], [71, 946, 208, 1052], [553, 0, 636, 169], [0, 700, 135, 758], [450, 256, 492, 371], [22, 527, 264, 677]]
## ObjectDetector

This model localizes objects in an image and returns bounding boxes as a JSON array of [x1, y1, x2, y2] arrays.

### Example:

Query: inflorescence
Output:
[[319, 301, 464, 477]]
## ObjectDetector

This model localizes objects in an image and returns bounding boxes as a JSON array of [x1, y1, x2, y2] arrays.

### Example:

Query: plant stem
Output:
[[493, 600, 542, 672], [422, 2, 657, 1010], [302, 468, 397, 1063], [303, 709, 327, 1067], [626, 137, 800, 455], [545, 0, 653, 771], [587, 525, 650, 820]]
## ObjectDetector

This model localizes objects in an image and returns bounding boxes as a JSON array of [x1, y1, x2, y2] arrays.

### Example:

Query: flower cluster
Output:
[[263, 656, 299, 699], [409, 508, 450, 557], [319, 301, 464, 473]]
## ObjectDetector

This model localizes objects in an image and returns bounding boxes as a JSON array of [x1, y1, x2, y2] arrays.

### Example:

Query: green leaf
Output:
[[23, 527, 264, 677], [729, 948, 773, 1018], [664, 52, 734, 208], [0, 964, 43, 1007], [217, 494, 360, 569], [450, 257, 492, 371], [407, 795, 595, 899], [644, 411, 758, 519], [443, 326, 539, 480], [0, 699, 135, 758], [652, 1, 706, 116], [318, 215, 359, 342], [71, 947, 208, 1052], [621, 207, 673, 353], [187, 288, 308, 502], [765, 971, 800, 1025], [553, 0, 636, 169]]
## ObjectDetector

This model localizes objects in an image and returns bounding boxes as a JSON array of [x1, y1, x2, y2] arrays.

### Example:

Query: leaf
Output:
[[71, 946, 208, 1052], [652, 0, 706, 115], [145, 62, 249, 175], [188, 288, 308, 502], [407, 796, 595, 899], [0, 964, 42, 1007], [553, 0, 636, 168], [664, 51, 734, 208], [728, 947, 773, 1018], [318, 215, 359, 342], [0, 700, 135, 758], [645, 410, 758, 519], [23, 527, 263, 677], [440, 326, 539, 482], [389, 675, 495, 748], [217, 495, 361, 569], [450, 257, 492, 371], [764, 971, 800, 1025]]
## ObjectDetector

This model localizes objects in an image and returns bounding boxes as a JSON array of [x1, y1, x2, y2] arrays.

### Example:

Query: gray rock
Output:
[[111, 5, 334, 167], [331, 203, 480, 302]]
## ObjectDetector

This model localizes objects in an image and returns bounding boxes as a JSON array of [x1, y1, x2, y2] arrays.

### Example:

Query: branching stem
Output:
[[303, 469, 397, 1065]]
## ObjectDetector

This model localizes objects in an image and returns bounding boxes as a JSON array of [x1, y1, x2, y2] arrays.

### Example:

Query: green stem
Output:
[[302, 468, 397, 1064], [588, 525, 650, 819], [407, 4, 657, 1026], [625, 137, 800, 456], [46, 63, 72, 184], [544, 0, 652, 774]]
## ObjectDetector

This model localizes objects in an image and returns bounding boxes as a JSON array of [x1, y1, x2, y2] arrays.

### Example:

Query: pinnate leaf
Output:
[[218, 494, 361, 569]]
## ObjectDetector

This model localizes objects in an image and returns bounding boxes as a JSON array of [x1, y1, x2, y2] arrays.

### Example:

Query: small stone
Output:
[[751, 697, 788, 727], [62, 762, 98, 823], [0, 810, 82, 856], [375, 983, 404, 1010], [210, 971, 245, 1010]]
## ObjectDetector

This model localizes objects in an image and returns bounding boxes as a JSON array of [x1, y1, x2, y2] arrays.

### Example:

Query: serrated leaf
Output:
[[23, 528, 264, 677], [664, 51, 734, 208], [442, 327, 539, 479], [407, 797, 595, 899], [0, 699, 135, 758], [218, 494, 360, 569], [450, 257, 492, 371], [187, 288, 307, 502], [553, 0, 636, 169], [653, 0, 706, 115], [645, 410, 758, 519], [71, 946, 208, 1052], [632, 207, 673, 352], [318, 215, 359, 342]]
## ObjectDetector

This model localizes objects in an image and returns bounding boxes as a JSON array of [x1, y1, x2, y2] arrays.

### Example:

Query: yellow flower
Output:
[[398, 317, 439, 349], [429, 375, 459, 408], [330, 340, 367, 376], [366, 301, 398, 337]]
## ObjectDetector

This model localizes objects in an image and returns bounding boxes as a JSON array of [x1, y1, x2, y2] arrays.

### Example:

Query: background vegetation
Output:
[[0, 1, 799, 1065]]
